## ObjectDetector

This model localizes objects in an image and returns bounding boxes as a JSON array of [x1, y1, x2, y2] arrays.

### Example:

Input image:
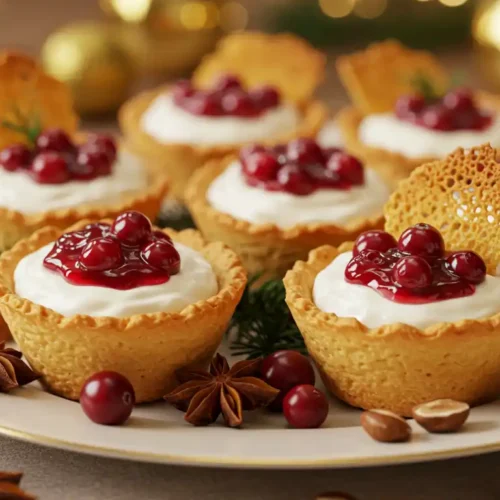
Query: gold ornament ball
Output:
[[41, 22, 135, 116]]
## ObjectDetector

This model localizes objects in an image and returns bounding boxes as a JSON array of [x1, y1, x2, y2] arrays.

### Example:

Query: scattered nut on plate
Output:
[[315, 492, 357, 500], [412, 399, 470, 433], [360, 409, 411, 443]]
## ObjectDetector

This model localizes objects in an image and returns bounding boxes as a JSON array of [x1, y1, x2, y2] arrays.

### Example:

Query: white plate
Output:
[[1, 339, 500, 469]]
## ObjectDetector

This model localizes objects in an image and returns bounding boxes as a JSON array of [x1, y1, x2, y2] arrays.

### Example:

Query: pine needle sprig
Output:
[[0, 105, 42, 146], [229, 275, 307, 359], [409, 72, 442, 101]]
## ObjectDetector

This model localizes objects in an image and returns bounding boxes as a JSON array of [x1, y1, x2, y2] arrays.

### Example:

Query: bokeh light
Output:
[[319, 0, 355, 19], [109, 0, 152, 22], [438, 0, 468, 6], [354, 0, 388, 19], [219, 2, 248, 31], [180, 2, 208, 30]]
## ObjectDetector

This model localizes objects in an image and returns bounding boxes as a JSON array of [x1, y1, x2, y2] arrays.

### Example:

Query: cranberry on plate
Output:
[[283, 384, 329, 429]]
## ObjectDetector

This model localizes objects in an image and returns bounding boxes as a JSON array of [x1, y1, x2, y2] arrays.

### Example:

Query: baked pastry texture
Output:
[[0, 221, 247, 403], [119, 31, 327, 200]]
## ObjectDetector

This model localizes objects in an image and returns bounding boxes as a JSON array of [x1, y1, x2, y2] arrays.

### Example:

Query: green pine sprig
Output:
[[1, 105, 41, 146], [229, 275, 307, 359], [409, 72, 442, 101]]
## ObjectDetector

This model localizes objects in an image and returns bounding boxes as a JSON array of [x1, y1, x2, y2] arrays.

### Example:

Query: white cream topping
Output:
[[141, 93, 300, 145], [206, 161, 390, 229], [359, 113, 500, 159], [317, 120, 345, 148], [313, 251, 500, 329], [0, 150, 148, 215], [14, 242, 218, 318]]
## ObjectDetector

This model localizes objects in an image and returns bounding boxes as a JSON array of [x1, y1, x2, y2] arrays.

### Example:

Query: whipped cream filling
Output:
[[141, 93, 301, 145], [313, 251, 500, 329], [14, 242, 218, 318], [206, 161, 390, 229], [358, 113, 500, 159], [317, 120, 345, 148], [0, 150, 148, 215]]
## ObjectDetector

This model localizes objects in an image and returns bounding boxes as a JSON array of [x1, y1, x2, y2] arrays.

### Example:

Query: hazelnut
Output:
[[412, 399, 470, 433], [315, 493, 357, 500], [360, 409, 411, 443]]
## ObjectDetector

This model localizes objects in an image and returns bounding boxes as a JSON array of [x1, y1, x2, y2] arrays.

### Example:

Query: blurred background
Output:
[[1, 0, 500, 120]]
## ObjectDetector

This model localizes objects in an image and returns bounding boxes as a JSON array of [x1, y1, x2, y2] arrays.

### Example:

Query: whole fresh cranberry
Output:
[[250, 85, 280, 109], [261, 351, 315, 412], [0, 144, 32, 171], [283, 384, 329, 429], [80, 371, 135, 425], [152, 230, 173, 244], [326, 152, 364, 185], [172, 79, 194, 101], [277, 164, 315, 196], [421, 105, 454, 131], [111, 211, 152, 246], [30, 152, 70, 184], [243, 152, 280, 181], [397, 223, 444, 259], [76, 147, 113, 178], [79, 237, 123, 272], [447, 251, 486, 284], [141, 240, 181, 274], [443, 88, 475, 113], [221, 90, 257, 116], [286, 138, 324, 166], [353, 230, 397, 256], [393, 255, 433, 289], [187, 92, 222, 116], [215, 74, 242, 91], [36, 128, 74, 153], [86, 134, 117, 163], [395, 95, 426, 118]]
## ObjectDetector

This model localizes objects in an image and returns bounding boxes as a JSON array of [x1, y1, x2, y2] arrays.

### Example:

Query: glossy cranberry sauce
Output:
[[172, 74, 281, 118], [240, 138, 365, 196], [345, 224, 487, 304], [0, 129, 117, 184], [395, 88, 492, 132], [43, 211, 181, 290]]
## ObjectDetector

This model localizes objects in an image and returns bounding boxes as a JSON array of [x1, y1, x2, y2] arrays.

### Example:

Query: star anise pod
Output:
[[0, 343, 39, 393], [164, 353, 279, 427], [0, 471, 36, 499]]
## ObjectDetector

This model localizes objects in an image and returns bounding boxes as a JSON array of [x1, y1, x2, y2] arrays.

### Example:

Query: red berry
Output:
[[250, 85, 280, 109], [221, 90, 257, 117], [283, 384, 329, 429], [80, 237, 123, 272], [326, 153, 364, 185], [172, 79, 194, 102], [277, 164, 315, 196], [397, 223, 444, 259], [243, 152, 280, 181], [286, 138, 324, 166], [30, 152, 70, 184], [215, 74, 242, 91], [421, 105, 454, 131], [395, 95, 425, 118], [152, 230, 173, 244], [141, 240, 180, 274], [187, 92, 222, 116], [240, 144, 266, 161], [57, 230, 91, 250], [76, 146, 113, 178], [0, 144, 31, 171], [353, 230, 397, 257], [36, 128, 74, 153], [443, 88, 475, 113], [393, 255, 433, 289], [80, 371, 135, 425], [111, 211, 152, 247], [86, 134, 117, 163], [345, 250, 388, 280], [447, 251, 486, 284], [261, 351, 315, 412]]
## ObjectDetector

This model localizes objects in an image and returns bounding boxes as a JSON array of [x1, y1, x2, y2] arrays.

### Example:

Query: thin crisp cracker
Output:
[[193, 31, 325, 104], [336, 40, 449, 114], [384, 144, 500, 274], [0, 51, 78, 149]]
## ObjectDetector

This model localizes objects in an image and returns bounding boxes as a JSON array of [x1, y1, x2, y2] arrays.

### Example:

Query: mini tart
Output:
[[119, 32, 327, 201], [0, 221, 247, 403], [185, 156, 384, 280], [284, 242, 500, 417]]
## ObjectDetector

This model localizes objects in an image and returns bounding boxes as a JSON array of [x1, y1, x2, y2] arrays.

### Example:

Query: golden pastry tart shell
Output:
[[0, 148, 168, 252], [0, 222, 247, 403], [185, 156, 384, 280], [284, 243, 500, 417], [118, 85, 327, 201]]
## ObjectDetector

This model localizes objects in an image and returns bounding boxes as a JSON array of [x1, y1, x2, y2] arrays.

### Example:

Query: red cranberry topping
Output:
[[446, 251, 486, 284], [44, 211, 181, 290], [344, 225, 487, 304], [80, 371, 135, 425], [75, 147, 113, 179], [86, 133, 118, 163], [282, 384, 329, 429], [261, 351, 315, 412], [30, 152, 71, 184], [353, 230, 397, 257], [0, 144, 32, 171], [394, 88, 492, 132], [172, 73, 281, 118], [240, 140, 365, 196], [36, 128, 74, 153], [397, 223, 444, 259]]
